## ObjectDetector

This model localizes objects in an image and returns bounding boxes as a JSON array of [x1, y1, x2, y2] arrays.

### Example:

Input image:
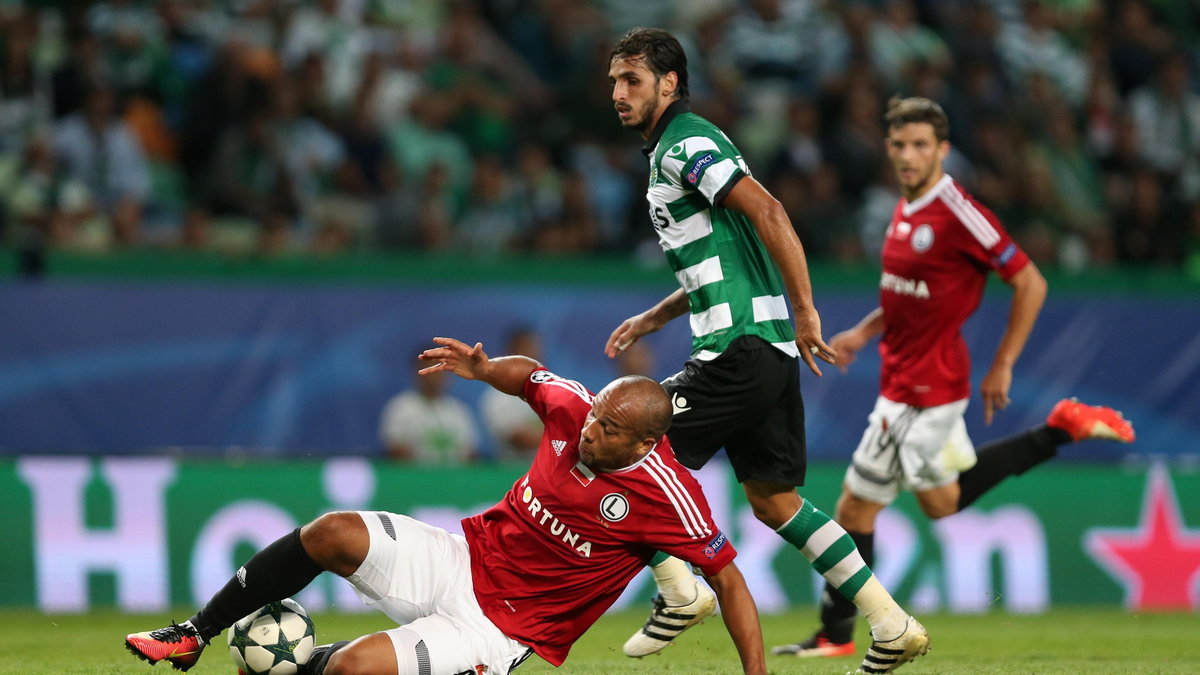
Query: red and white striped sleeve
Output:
[[939, 181, 1030, 280]]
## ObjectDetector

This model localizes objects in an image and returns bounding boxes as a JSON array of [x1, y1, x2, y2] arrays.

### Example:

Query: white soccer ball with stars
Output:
[[228, 598, 316, 675]]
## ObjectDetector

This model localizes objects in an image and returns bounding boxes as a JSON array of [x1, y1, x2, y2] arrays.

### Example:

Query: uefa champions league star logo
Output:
[[1085, 464, 1200, 610]]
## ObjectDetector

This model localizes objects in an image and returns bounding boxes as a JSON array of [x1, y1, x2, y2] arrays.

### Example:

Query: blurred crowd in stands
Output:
[[1, 0, 1198, 270]]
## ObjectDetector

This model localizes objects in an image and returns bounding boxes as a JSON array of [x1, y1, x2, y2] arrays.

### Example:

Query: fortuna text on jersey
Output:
[[880, 271, 930, 299], [520, 479, 593, 558]]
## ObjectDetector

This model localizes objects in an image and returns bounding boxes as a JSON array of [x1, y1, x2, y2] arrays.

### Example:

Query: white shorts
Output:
[[347, 511, 531, 675], [843, 396, 977, 504]]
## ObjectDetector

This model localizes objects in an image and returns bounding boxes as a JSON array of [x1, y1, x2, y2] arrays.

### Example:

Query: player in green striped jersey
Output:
[[603, 28, 929, 674]]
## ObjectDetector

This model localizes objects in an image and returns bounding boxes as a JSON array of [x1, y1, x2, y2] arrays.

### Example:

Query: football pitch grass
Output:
[[2, 607, 1196, 674]]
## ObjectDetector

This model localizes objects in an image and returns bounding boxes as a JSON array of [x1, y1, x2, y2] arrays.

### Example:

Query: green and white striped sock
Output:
[[778, 499, 907, 639]]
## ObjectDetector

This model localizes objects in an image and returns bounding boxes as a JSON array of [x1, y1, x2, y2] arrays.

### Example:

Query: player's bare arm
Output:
[[603, 288, 689, 358], [704, 562, 767, 675], [419, 337, 540, 397], [830, 307, 886, 373], [719, 174, 836, 376], [981, 263, 1048, 424]]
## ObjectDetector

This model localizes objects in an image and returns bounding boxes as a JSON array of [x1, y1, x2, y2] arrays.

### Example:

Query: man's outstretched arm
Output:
[[419, 337, 541, 397], [981, 263, 1047, 424], [705, 561, 766, 675], [721, 175, 835, 375]]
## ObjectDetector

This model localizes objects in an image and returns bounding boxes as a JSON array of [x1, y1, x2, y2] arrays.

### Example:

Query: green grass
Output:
[[2, 608, 1196, 674]]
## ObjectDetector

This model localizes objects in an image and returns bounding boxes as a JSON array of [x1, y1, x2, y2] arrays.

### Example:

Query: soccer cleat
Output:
[[856, 616, 930, 673], [622, 579, 716, 657], [771, 630, 856, 658], [125, 622, 206, 672], [1047, 398, 1135, 443]]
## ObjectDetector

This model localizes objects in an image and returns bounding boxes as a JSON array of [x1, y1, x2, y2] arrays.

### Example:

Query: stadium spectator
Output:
[[826, 78, 887, 201], [511, 143, 564, 247], [1107, 0, 1174, 96], [378, 351, 479, 464], [175, 38, 272, 214], [0, 9, 49, 155], [5, 132, 94, 249], [353, 46, 422, 137], [869, 0, 952, 90], [997, 0, 1090, 104], [479, 326, 544, 462], [51, 26, 107, 120], [564, 141, 640, 251], [204, 105, 299, 253], [52, 82, 149, 245], [1128, 50, 1200, 178], [769, 97, 824, 178], [1029, 102, 1110, 264], [715, 0, 830, 92], [87, 0, 163, 101], [411, 161, 458, 251], [153, 0, 216, 124], [280, 0, 370, 111], [385, 94, 473, 221], [271, 75, 368, 252], [454, 154, 526, 255]]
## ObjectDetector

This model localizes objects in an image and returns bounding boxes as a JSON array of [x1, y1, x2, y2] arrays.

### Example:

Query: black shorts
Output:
[[661, 335, 807, 486]]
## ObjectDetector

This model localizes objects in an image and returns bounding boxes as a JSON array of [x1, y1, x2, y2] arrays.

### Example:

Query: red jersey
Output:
[[878, 174, 1030, 407], [461, 369, 735, 666]]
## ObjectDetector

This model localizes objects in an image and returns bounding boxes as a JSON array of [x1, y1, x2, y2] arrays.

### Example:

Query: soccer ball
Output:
[[228, 598, 316, 675]]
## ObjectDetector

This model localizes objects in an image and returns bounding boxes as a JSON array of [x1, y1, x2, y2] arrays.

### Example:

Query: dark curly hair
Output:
[[609, 27, 689, 101]]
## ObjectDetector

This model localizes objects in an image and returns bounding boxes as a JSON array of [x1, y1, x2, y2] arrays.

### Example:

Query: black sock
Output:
[[304, 641, 350, 675], [957, 425, 1070, 511], [819, 530, 874, 643], [189, 528, 324, 643]]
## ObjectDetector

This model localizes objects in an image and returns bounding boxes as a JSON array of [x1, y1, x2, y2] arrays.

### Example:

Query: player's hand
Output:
[[794, 307, 836, 376], [604, 311, 662, 358], [980, 363, 1012, 425], [418, 337, 491, 380], [828, 328, 867, 374]]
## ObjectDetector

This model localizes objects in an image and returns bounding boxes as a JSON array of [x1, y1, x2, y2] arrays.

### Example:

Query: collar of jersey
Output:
[[902, 173, 954, 217], [642, 99, 692, 156], [597, 444, 659, 474]]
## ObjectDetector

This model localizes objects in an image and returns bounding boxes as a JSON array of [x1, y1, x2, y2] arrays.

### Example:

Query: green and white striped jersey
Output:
[[642, 102, 798, 360]]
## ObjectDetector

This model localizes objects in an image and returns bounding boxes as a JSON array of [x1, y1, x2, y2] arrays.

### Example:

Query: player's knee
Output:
[[748, 502, 779, 528], [744, 484, 802, 529], [835, 493, 882, 531], [919, 500, 958, 520], [323, 645, 370, 675], [916, 484, 961, 520], [300, 511, 366, 575], [749, 497, 800, 529]]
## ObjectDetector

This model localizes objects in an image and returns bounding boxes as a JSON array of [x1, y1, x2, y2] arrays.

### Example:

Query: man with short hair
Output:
[[125, 336, 769, 675], [604, 27, 929, 674], [776, 96, 1135, 659]]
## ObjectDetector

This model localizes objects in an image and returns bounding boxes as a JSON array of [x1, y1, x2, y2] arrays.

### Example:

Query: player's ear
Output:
[[660, 71, 678, 99], [635, 437, 657, 457]]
